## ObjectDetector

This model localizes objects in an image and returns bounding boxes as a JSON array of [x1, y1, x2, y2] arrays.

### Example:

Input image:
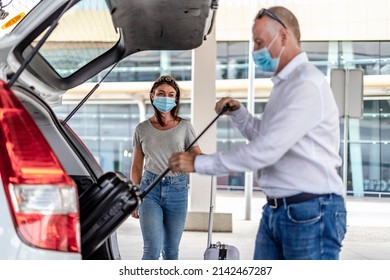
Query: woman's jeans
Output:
[[139, 171, 189, 260], [254, 194, 347, 260]]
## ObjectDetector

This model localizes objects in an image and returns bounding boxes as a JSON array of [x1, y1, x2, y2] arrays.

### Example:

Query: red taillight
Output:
[[0, 80, 80, 253]]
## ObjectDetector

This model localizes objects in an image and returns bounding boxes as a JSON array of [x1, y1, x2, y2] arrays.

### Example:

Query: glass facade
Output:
[[44, 40, 390, 83], [55, 104, 139, 175], [54, 40, 390, 198], [346, 100, 390, 197], [217, 42, 249, 80], [216, 40, 390, 79], [92, 51, 192, 83], [215, 102, 266, 191]]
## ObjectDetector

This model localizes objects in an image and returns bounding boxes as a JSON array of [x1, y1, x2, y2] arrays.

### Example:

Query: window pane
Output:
[[53, 104, 139, 177], [35, 0, 119, 78], [301, 41, 339, 76], [342, 41, 380, 75], [217, 41, 249, 80], [379, 42, 390, 75]]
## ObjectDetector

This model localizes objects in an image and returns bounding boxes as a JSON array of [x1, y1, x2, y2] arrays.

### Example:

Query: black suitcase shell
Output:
[[79, 172, 140, 259]]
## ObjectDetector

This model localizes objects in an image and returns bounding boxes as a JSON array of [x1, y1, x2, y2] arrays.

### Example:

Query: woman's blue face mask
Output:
[[252, 33, 284, 74], [152, 96, 177, 113]]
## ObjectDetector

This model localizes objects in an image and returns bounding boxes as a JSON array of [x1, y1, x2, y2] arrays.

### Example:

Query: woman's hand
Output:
[[131, 209, 139, 219]]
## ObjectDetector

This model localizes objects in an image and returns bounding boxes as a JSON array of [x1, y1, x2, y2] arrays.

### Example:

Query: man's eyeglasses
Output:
[[256, 8, 287, 29]]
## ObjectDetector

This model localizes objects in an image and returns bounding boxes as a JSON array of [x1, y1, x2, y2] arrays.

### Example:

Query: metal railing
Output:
[[346, 190, 390, 198]]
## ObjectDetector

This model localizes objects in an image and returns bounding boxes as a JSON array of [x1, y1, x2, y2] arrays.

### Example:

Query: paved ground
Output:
[[117, 191, 390, 260]]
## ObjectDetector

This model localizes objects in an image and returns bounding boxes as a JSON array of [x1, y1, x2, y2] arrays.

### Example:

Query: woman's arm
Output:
[[130, 146, 144, 219], [189, 145, 202, 156], [130, 146, 144, 185]]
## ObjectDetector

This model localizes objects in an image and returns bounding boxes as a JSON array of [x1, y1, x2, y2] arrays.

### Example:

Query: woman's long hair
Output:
[[149, 75, 182, 127]]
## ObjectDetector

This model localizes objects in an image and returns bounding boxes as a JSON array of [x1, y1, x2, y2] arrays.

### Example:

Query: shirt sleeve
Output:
[[194, 80, 324, 175], [229, 105, 262, 141], [184, 120, 199, 150], [132, 125, 141, 149]]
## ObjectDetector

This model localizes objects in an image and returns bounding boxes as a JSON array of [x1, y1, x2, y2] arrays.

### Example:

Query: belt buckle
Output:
[[269, 198, 278, 209]]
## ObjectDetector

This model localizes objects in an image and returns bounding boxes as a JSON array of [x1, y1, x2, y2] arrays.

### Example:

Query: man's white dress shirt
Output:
[[195, 52, 345, 198]]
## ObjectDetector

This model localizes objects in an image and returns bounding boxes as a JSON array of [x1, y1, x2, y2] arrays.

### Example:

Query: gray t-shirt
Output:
[[133, 118, 198, 176]]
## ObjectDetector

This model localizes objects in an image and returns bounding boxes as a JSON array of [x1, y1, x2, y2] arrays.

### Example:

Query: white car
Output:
[[0, 0, 217, 260]]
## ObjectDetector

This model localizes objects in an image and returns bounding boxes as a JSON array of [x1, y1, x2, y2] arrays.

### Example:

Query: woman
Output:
[[131, 75, 202, 260]]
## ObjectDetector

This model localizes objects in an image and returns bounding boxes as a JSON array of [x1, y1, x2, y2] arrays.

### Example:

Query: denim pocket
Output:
[[335, 211, 347, 243], [140, 176, 151, 191], [287, 200, 322, 224], [171, 176, 189, 191]]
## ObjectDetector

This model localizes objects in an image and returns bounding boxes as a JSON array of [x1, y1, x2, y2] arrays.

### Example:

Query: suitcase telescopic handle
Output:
[[139, 103, 231, 200]]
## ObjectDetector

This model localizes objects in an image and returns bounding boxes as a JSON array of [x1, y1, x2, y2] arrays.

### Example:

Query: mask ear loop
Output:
[[277, 46, 285, 60], [269, 32, 285, 63], [267, 32, 279, 50]]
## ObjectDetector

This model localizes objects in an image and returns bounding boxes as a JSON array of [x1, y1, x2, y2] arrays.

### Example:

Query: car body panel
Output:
[[0, 180, 81, 260], [2, 85, 120, 260], [108, 0, 212, 54]]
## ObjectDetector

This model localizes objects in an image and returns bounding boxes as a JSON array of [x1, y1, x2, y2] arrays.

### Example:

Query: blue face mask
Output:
[[252, 34, 283, 73], [152, 96, 177, 113]]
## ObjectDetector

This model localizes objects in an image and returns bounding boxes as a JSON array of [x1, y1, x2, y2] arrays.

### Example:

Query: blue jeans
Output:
[[138, 171, 189, 260], [254, 194, 347, 260]]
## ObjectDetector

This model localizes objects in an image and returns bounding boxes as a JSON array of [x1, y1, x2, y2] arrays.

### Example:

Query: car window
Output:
[[0, 0, 41, 38], [31, 0, 119, 78]]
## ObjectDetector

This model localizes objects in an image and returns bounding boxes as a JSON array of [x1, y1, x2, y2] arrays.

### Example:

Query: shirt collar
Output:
[[271, 52, 309, 85]]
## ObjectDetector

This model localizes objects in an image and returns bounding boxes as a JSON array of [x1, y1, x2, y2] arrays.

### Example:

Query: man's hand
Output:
[[215, 97, 240, 114], [169, 152, 196, 172]]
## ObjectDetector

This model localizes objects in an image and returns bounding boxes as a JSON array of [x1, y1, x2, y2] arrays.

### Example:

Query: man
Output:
[[169, 6, 346, 260]]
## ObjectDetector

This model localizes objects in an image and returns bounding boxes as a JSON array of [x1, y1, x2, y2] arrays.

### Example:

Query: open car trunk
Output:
[[1, 0, 218, 259]]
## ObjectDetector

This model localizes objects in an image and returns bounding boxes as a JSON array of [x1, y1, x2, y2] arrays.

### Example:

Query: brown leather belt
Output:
[[267, 193, 328, 209]]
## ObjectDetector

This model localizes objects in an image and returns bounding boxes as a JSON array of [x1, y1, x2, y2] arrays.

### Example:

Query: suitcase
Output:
[[203, 176, 240, 260], [79, 171, 141, 259], [204, 241, 240, 260]]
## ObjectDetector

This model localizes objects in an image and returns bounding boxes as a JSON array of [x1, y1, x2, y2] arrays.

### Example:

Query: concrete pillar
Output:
[[185, 27, 232, 232], [136, 98, 146, 122], [160, 51, 171, 75], [189, 27, 217, 212]]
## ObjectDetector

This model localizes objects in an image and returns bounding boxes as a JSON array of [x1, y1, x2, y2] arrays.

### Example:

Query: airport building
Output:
[[50, 0, 390, 200]]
